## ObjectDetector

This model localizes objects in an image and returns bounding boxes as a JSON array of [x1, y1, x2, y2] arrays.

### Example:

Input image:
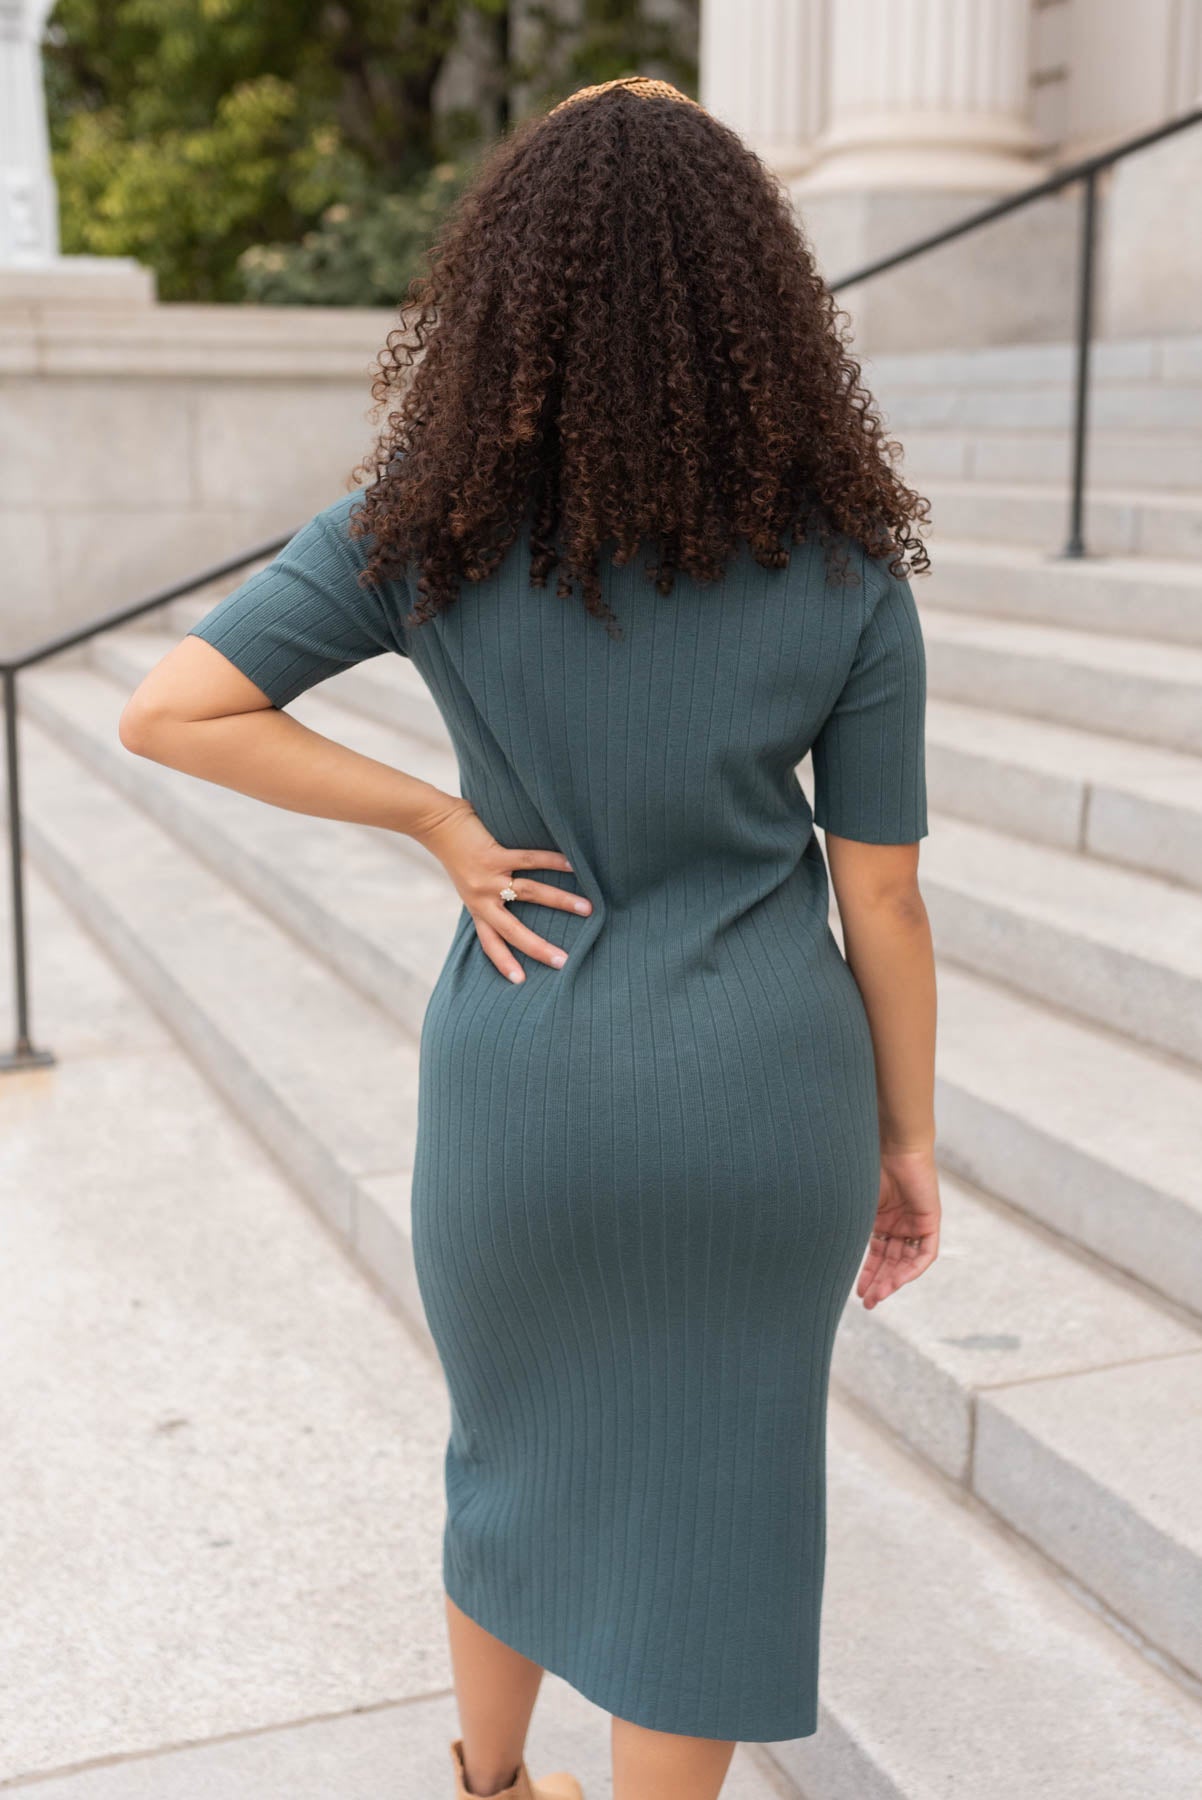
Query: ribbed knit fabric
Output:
[[188, 488, 928, 1743]]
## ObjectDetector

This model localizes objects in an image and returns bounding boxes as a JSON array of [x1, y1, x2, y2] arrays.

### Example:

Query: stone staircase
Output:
[[13, 330, 1202, 1795]]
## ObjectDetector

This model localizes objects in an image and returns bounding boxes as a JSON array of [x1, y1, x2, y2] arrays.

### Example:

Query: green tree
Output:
[[521, 0, 697, 106], [43, 0, 698, 304], [45, 0, 484, 300]]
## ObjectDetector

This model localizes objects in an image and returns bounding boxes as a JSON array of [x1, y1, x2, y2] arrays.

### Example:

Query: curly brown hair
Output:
[[350, 76, 930, 636]]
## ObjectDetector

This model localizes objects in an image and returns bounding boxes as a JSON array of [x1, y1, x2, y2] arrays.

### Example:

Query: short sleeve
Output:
[[186, 489, 408, 710], [811, 565, 928, 844]]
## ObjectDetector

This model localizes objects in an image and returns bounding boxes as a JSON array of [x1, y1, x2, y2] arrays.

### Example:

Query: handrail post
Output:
[[2, 666, 55, 1072], [1061, 168, 1099, 559]]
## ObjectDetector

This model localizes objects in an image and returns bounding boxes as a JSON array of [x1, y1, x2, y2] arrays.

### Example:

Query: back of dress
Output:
[[188, 486, 928, 1743]]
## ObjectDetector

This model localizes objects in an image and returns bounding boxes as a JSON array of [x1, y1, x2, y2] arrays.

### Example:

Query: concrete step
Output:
[[975, 1354, 1202, 1696], [922, 480, 1202, 561], [32, 654, 461, 1039], [921, 604, 1202, 753], [866, 333, 1202, 391], [901, 427, 1202, 491], [773, 1397, 1202, 1800], [19, 716, 432, 1345], [882, 379, 1202, 435], [922, 811, 1202, 1066], [831, 1169, 1201, 1484], [925, 696, 1202, 890], [919, 540, 1202, 645], [831, 1167, 1202, 1681], [15, 1684, 795, 1800], [0, 864, 453, 1787], [932, 961, 1202, 1319]]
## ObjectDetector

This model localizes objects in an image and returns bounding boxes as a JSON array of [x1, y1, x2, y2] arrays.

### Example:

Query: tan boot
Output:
[[449, 1735, 584, 1800]]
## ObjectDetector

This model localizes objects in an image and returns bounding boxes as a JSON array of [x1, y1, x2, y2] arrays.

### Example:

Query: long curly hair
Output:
[[350, 74, 930, 636]]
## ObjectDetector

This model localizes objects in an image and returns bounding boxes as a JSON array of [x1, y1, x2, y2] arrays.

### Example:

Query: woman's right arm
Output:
[[826, 833, 941, 1309], [810, 558, 939, 1309]]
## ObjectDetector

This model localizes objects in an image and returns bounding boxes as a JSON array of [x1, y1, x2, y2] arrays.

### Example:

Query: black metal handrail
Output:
[[2, 534, 295, 1071], [830, 102, 1201, 560], [4, 102, 1201, 1071]]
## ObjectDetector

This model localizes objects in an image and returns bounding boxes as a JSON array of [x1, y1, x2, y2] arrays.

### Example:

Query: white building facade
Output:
[[700, 0, 1202, 346], [701, 0, 1202, 191]]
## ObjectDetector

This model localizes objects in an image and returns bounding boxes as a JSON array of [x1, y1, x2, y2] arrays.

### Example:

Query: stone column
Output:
[[784, 0, 1068, 351], [1100, 0, 1202, 337], [0, 0, 151, 303], [700, 0, 827, 180], [0, 0, 58, 262], [800, 0, 1041, 193]]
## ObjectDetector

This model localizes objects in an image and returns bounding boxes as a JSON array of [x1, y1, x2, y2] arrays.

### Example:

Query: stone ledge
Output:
[[0, 296, 401, 378]]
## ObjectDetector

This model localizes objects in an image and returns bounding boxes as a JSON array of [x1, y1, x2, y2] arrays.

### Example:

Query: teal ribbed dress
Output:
[[188, 487, 928, 1743]]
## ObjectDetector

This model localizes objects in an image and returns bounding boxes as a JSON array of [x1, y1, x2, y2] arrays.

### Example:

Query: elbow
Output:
[[836, 875, 929, 932], [882, 886, 929, 932], [118, 693, 168, 759], [825, 834, 927, 926]]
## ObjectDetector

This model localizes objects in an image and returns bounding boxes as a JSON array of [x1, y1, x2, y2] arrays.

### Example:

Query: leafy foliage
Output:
[[42, 0, 698, 304], [239, 155, 478, 306]]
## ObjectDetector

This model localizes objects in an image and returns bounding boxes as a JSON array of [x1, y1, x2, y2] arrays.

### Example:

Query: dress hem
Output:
[[441, 1563, 820, 1747]]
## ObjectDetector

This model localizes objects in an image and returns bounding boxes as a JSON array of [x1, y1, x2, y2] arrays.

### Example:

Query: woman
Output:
[[119, 73, 940, 1800]]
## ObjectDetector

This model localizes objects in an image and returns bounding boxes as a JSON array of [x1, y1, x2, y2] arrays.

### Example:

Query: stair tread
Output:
[[0, 869, 451, 1785], [791, 1398, 1202, 1799], [980, 1353, 1202, 1555], [927, 694, 1202, 799], [925, 535, 1202, 586], [924, 810, 1202, 975], [23, 663, 462, 1029], [935, 961, 1202, 1205], [921, 601, 1202, 672], [974, 1352, 1202, 1683], [835, 1164, 1199, 1410], [20, 715, 421, 1187], [866, 332, 1202, 388], [922, 476, 1202, 513]]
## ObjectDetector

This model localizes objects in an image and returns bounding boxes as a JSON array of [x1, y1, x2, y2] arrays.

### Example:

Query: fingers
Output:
[[500, 876, 593, 918], [475, 915, 529, 986], [470, 847, 591, 983], [474, 905, 570, 984], [508, 847, 576, 876], [858, 1231, 939, 1308], [491, 907, 571, 969]]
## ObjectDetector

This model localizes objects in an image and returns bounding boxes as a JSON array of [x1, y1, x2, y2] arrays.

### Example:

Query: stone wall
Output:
[[0, 292, 397, 657]]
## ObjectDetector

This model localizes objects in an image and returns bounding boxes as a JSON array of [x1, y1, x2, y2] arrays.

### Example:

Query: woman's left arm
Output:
[[117, 494, 584, 982], [119, 633, 461, 841]]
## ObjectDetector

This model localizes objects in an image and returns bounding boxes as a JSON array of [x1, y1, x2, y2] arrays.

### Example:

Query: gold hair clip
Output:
[[547, 74, 704, 117]]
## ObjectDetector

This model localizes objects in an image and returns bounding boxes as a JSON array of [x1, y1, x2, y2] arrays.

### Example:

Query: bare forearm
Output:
[[838, 897, 937, 1152], [124, 706, 460, 842]]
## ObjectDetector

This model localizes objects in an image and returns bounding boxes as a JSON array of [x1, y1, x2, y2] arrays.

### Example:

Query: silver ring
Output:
[[499, 882, 518, 903]]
